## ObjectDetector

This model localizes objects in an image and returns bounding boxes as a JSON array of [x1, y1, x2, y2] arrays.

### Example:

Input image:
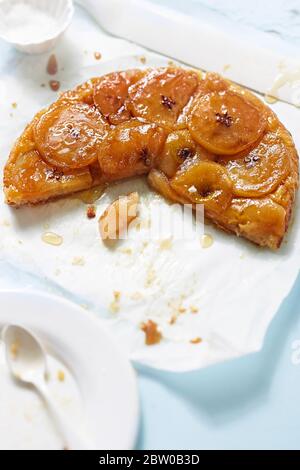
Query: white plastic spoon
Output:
[[2, 324, 92, 450]]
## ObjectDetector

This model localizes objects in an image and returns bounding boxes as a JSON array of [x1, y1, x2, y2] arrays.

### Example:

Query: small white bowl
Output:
[[0, 0, 74, 54]]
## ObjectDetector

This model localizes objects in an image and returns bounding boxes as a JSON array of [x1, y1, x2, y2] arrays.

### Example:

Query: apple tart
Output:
[[3, 68, 299, 249]]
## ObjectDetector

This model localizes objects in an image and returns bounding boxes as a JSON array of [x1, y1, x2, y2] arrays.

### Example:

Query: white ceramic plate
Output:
[[0, 290, 139, 450]]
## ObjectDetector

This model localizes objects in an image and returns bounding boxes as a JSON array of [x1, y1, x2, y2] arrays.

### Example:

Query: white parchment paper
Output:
[[0, 6, 300, 371]]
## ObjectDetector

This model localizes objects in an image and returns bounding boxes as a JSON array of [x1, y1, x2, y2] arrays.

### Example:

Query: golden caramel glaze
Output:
[[127, 68, 199, 130], [218, 128, 291, 198], [148, 169, 191, 205], [188, 89, 267, 155], [93, 70, 145, 125], [34, 102, 108, 169], [3, 67, 299, 249], [170, 160, 233, 214], [157, 129, 215, 178], [97, 119, 167, 179]]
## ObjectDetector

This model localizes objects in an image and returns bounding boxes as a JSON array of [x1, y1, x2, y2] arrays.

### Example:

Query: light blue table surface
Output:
[[1, 0, 300, 450]]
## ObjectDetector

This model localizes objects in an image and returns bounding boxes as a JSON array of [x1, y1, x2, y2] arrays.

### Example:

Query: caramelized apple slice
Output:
[[128, 68, 199, 129], [4, 150, 92, 205], [219, 130, 291, 197], [148, 169, 191, 204], [93, 70, 144, 125], [170, 161, 232, 213], [98, 120, 166, 178], [94, 72, 130, 124], [188, 89, 266, 155], [35, 103, 108, 169], [158, 129, 215, 178]]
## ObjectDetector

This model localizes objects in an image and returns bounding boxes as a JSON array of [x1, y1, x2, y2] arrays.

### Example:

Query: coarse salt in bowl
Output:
[[0, 0, 74, 54]]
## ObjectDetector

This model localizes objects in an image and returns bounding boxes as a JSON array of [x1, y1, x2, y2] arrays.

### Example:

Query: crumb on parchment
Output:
[[114, 291, 121, 301], [159, 238, 172, 251], [223, 64, 231, 72], [57, 369, 65, 382], [169, 314, 177, 325], [190, 337, 202, 344], [72, 256, 85, 266], [86, 205, 96, 219], [118, 247, 133, 255], [130, 291, 143, 301], [140, 241, 149, 253], [190, 306, 199, 314], [145, 265, 156, 288], [109, 291, 121, 313], [168, 295, 187, 321], [49, 80, 60, 91], [140, 320, 162, 345]]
